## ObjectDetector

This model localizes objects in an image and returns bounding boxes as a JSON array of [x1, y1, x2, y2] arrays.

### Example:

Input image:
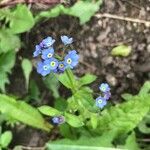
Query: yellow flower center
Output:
[[98, 100, 102, 104], [50, 61, 56, 67], [59, 64, 64, 68], [47, 53, 53, 58], [67, 58, 72, 64]]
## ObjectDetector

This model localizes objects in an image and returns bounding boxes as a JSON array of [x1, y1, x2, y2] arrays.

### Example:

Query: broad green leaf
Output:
[[94, 93, 150, 135], [0, 131, 12, 148], [111, 45, 132, 57], [44, 74, 60, 98], [0, 94, 52, 131], [21, 59, 32, 89], [47, 131, 122, 150], [121, 93, 133, 101], [9, 5, 34, 34], [35, 1, 103, 24], [139, 81, 150, 96], [0, 29, 20, 53], [38, 105, 62, 116], [124, 132, 139, 150], [68, 1, 102, 24], [79, 74, 97, 86], [0, 51, 16, 92], [65, 113, 84, 128], [58, 69, 77, 92]]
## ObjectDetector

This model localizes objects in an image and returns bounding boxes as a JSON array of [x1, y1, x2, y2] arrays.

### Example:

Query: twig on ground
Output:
[[95, 13, 150, 27]]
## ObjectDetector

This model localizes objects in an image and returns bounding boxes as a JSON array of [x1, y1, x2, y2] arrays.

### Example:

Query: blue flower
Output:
[[36, 61, 51, 76], [33, 45, 41, 57], [58, 61, 65, 72], [96, 96, 107, 109], [41, 47, 54, 60], [103, 92, 111, 100], [44, 57, 58, 71], [40, 37, 55, 48], [61, 35, 73, 45], [64, 50, 79, 69], [52, 116, 65, 125], [99, 83, 110, 93]]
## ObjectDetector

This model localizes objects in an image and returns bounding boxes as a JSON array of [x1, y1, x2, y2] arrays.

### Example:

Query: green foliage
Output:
[[0, 94, 52, 131], [0, 29, 20, 53], [38, 105, 62, 116], [0, 131, 12, 148], [124, 132, 139, 150], [9, 5, 35, 34], [21, 58, 33, 90], [35, 0, 103, 24], [0, 51, 16, 92], [111, 45, 132, 57], [44, 74, 60, 99]]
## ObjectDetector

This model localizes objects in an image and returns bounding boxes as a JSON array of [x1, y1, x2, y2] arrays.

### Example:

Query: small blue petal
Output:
[[61, 35, 73, 45], [40, 37, 55, 48], [99, 83, 110, 93], [52, 116, 65, 125], [58, 61, 65, 72], [44, 57, 58, 71], [36, 61, 51, 76], [64, 50, 79, 69], [33, 45, 41, 57], [103, 92, 111, 100], [41, 47, 54, 60], [96, 96, 107, 109]]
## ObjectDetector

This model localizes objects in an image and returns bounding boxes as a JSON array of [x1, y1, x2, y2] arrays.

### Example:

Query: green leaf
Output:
[[90, 113, 98, 129], [35, 1, 103, 24], [0, 131, 12, 148], [9, 5, 34, 34], [0, 51, 16, 92], [94, 93, 150, 135], [138, 81, 150, 96], [58, 69, 77, 92], [111, 45, 132, 57], [121, 93, 133, 101], [68, 1, 102, 24], [65, 113, 84, 128], [21, 58, 32, 89], [138, 112, 150, 134], [0, 94, 52, 131], [28, 80, 40, 101], [38, 105, 62, 116], [44, 74, 60, 98], [124, 132, 139, 150], [47, 131, 122, 150], [0, 29, 20, 53], [79, 74, 97, 86]]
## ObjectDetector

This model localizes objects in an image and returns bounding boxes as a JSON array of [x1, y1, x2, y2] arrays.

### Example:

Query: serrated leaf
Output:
[[0, 94, 52, 131], [0, 29, 20, 53], [0, 51, 16, 92], [111, 45, 132, 57], [38, 105, 62, 116], [79, 74, 97, 86], [21, 58, 32, 89], [0, 131, 12, 148], [65, 113, 84, 128], [9, 5, 34, 34]]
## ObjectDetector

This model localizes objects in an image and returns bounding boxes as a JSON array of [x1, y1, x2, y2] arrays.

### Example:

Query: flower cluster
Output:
[[52, 116, 65, 125], [33, 35, 79, 76], [96, 83, 111, 109]]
